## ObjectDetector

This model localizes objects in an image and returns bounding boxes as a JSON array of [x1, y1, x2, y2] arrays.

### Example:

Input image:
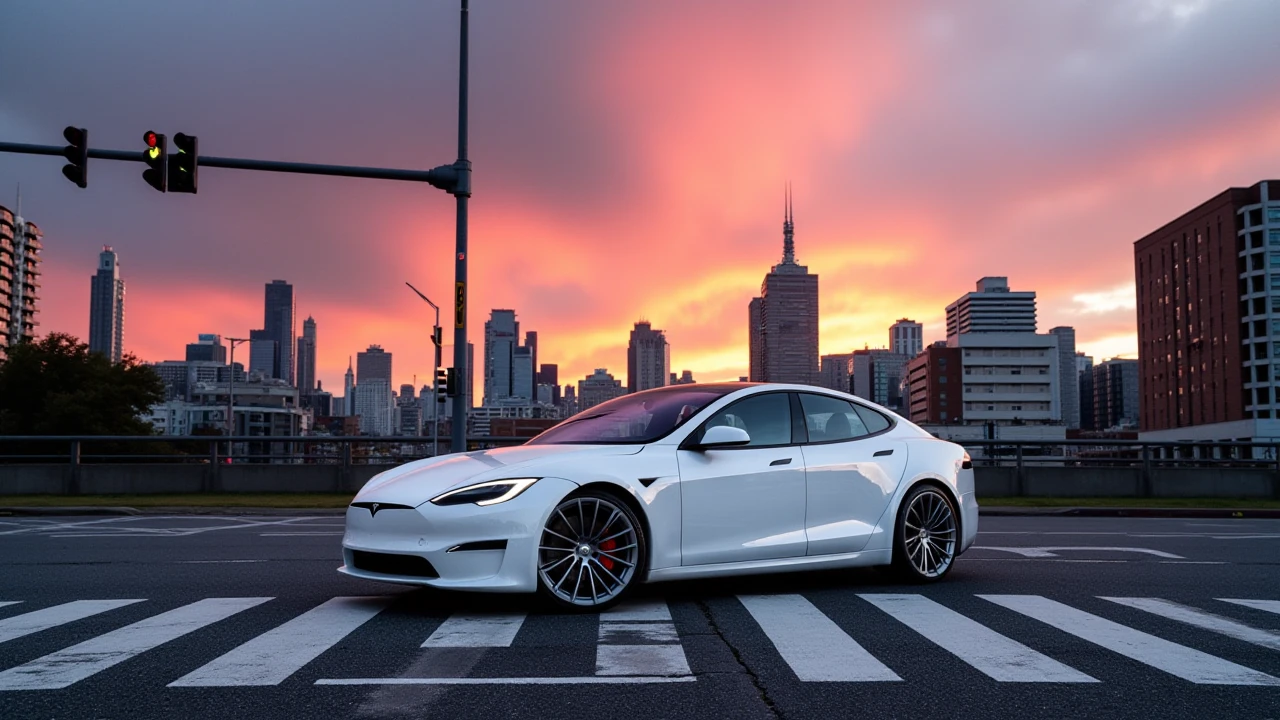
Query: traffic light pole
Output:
[[451, 0, 471, 455]]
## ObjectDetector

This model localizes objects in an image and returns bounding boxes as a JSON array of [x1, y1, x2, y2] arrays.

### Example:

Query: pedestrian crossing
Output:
[[0, 593, 1278, 690]]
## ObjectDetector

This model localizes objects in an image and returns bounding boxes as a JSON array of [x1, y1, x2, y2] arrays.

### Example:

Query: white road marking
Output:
[[1219, 599, 1280, 616], [317, 676, 697, 685], [175, 560, 266, 564], [738, 594, 900, 682], [859, 594, 1096, 683], [259, 532, 345, 536], [598, 622, 679, 644], [0, 597, 271, 691], [0, 599, 145, 645], [422, 613, 526, 648], [169, 596, 392, 687], [1158, 561, 1227, 565], [602, 600, 673, 622], [596, 645, 691, 676], [980, 595, 1280, 686], [974, 546, 1184, 559], [1101, 597, 1280, 652], [0, 602, 20, 609]]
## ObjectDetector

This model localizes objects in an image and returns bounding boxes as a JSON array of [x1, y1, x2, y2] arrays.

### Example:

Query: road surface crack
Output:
[[696, 599, 784, 720]]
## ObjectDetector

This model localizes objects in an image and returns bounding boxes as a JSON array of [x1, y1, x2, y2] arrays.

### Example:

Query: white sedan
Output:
[[339, 383, 978, 610]]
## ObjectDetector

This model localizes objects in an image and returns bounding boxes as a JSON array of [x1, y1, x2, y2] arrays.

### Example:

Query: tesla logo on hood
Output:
[[350, 501, 414, 517]]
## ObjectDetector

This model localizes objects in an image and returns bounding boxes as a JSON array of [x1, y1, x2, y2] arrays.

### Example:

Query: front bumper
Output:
[[959, 490, 979, 553], [338, 476, 578, 593]]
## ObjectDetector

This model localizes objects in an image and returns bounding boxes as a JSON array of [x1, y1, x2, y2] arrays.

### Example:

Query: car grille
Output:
[[351, 550, 439, 578]]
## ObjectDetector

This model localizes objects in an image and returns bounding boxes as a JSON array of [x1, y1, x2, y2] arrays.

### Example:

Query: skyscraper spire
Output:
[[782, 182, 796, 264]]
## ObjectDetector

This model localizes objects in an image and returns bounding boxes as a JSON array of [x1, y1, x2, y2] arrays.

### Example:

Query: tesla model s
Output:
[[339, 382, 978, 610]]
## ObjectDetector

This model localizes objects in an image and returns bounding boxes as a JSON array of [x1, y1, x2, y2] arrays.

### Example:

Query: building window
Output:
[[939, 376, 947, 383], [1269, 208, 1280, 223]]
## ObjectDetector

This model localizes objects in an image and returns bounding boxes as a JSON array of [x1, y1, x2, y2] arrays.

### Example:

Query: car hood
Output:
[[351, 444, 643, 506]]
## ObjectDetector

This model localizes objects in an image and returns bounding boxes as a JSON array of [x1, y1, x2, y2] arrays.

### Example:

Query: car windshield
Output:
[[529, 386, 732, 444]]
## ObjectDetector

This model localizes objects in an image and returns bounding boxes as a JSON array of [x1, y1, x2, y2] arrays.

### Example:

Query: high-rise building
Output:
[[88, 246, 125, 363], [247, 329, 276, 379], [890, 319, 924, 358], [296, 316, 317, 393], [263, 280, 295, 384], [906, 344, 963, 424], [748, 187, 819, 385], [673, 370, 696, 385], [1049, 327, 1080, 429], [343, 357, 355, 416], [627, 320, 671, 393], [953, 332, 1061, 424], [537, 364, 560, 404], [185, 334, 227, 363], [525, 331, 538, 385], [850, 349, 910, 411], [0, 202, 41, 361], [578, 368, 625, 411], [945, 277, 1037, 340], [1093, 358, 1140, 430], [1134, 180, 1280, 433], [1077, 353, 1095, 430], [819, 353, 853, 393], [484, 310, 536, 403], [357, 344, 392, 384], [354, 379, 394, 435]]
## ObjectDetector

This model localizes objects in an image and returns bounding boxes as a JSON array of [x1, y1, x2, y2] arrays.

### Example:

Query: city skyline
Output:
[[4, 2, 1277, 393]]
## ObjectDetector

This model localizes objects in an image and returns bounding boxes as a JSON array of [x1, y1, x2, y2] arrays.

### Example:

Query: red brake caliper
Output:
[[598, 539, 616, 571]]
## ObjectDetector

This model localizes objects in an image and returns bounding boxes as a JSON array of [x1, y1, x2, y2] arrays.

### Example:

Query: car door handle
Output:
[[872, 449, 894, 457], [769, 458, 793, 466]]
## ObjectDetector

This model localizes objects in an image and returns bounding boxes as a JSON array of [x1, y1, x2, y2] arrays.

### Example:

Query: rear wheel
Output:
[[892, 484, 958, 582], [536, 490, 645, 611]]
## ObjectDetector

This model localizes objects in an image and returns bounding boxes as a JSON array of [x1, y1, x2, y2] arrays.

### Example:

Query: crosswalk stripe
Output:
[[738, 594, 900, 682], [1103, 597, 1280, 652], [0, 597, 272, 691], [1219, 598, 1280, 616], [859, 594, 1097, 683], [602, 600, 672, 623], [422, 612, 526, 648], [596, 645, 691, 676], [0, 600, 145, 645], [168, 596, 392, 687], [980, 595, 1280, 686]]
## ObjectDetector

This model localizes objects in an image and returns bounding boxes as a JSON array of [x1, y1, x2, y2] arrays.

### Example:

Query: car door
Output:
[[677, 392, 808, 566], [797, 393, 908, 555]]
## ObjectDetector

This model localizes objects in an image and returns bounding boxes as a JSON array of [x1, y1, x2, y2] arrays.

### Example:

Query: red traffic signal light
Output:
[[61, 126, 88, 189], [142, 130, 167, 192], [145, 131, 158, 149]]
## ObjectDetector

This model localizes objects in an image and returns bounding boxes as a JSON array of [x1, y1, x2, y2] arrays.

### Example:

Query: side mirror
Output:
[[697, 425, 751, 449]]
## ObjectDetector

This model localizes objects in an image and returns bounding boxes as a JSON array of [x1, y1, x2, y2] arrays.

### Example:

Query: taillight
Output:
[[961, 451, 972, 470]]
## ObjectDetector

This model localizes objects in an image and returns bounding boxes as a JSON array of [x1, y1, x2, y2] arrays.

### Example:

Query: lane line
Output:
[[0, 602, 21, 609], [980, 595, 1280, 686], [602, 600, 673, 623], [0, 600, 145, 645], [596, 646, 691, 677], [1101, 597, 1280, 652], [317, 676, 696, 685], [738, 594, 900, 682], [259, 532, 345, 536], [1218, 599, 1280, 616], [859, 594, 1096, 683], [169, 596, 392, 687], [422, 613, 526, 648], [0, 597, 271, 691]]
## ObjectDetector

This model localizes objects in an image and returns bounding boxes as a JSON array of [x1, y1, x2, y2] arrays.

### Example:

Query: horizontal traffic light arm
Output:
[[0, 141, 470, 195]]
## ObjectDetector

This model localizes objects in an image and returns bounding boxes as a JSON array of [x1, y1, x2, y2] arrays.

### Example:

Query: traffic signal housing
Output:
[[142, 131, 167, 192], [435, 369, 449, 401], [446, 368, 459, 397], [169, 133, 198, 194], [61, 126, 88, 188]]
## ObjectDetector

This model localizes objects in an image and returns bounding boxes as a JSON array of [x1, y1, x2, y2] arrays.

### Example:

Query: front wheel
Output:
[[536, 491, 645, 611], [892, 484, 958, 582]]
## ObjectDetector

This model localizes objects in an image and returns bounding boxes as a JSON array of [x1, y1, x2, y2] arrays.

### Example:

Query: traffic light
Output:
[[446, 368, 459, 397], [436, 369, 449, 401], [169, 133, 198, 194], [61, 126, 88, 188], [432, 326, 443, 347], [142, 131, 167, 192]]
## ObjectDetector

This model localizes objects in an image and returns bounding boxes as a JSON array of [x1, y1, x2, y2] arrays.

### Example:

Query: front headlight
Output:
[[430, 478, 540, 507]]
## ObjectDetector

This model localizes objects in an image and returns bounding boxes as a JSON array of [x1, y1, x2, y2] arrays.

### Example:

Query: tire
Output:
[[891, 483, 958, 582], [535, 489, 646, 612]]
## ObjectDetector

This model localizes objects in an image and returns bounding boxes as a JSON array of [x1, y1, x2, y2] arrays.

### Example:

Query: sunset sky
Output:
[[3, 0, 1280, 397]]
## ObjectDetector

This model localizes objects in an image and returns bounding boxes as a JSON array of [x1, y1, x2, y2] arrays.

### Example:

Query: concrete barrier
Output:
[[1, 463, 1277, 499]]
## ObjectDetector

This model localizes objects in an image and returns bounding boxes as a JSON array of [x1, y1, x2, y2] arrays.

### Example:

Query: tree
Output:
[[0, 333, 164, 436]]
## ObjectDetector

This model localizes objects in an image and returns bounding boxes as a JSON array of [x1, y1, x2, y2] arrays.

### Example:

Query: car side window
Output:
[[798, 393, 870, 443], [692, 393, 792, 447], [852, 403, 893, 434]]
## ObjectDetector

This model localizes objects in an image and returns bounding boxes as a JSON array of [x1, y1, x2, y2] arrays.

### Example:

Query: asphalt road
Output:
[[2, 514, 1279, 720]]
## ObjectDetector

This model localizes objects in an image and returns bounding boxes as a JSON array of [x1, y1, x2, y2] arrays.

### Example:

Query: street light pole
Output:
[[226, 337, 249, 457], [450, 0, 472, 454], [405, 282, 441, 457]]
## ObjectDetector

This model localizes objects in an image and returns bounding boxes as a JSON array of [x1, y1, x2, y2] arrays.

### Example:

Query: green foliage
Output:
[[0, 333, 165, 436]]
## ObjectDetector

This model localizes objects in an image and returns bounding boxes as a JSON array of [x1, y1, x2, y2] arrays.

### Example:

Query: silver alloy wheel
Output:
[[537, 496, 638, 607], [902, 489, 956, 578]]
